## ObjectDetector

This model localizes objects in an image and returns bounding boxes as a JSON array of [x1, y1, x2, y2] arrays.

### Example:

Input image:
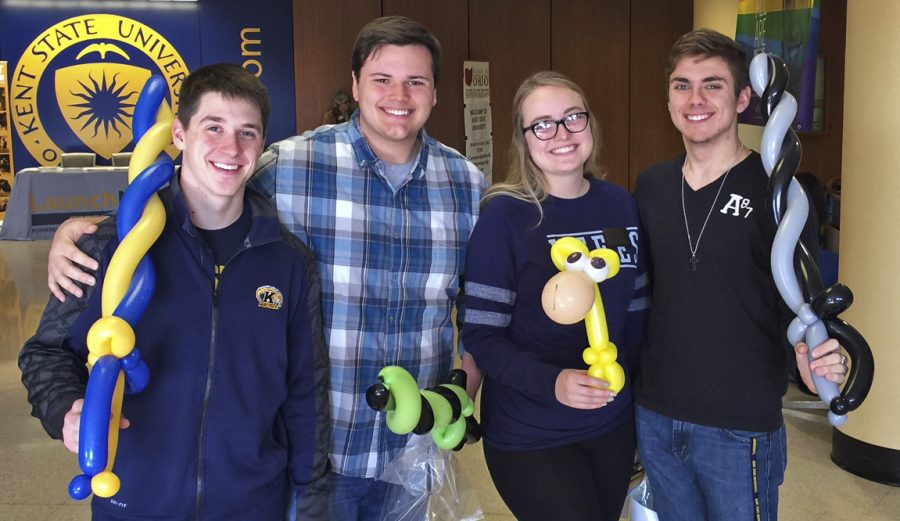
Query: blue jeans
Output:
[[328, 472, 412, 521], [285, 473, 405, 521], [635, 406, 787, 521]]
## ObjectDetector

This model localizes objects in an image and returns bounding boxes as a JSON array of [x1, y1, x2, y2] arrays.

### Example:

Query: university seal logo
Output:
[[11, 14, 188, 165]]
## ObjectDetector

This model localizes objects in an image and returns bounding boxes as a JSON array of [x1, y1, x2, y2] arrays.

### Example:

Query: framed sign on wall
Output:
[[0, 61, 15, 221]]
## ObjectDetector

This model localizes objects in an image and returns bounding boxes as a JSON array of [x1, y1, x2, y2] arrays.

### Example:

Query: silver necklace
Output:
[[681, 147, 744, 271]]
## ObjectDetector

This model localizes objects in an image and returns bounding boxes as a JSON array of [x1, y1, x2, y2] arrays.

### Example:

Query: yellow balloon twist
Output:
[[83, 102, 174, 498], [543, 237, 625, 393]]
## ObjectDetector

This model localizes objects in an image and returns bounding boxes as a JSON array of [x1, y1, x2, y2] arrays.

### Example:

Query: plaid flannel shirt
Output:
[[255, 113, 485, 477]]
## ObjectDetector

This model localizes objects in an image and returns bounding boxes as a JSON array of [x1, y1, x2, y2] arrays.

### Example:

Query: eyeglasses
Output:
[[523, 111, 590, 141]]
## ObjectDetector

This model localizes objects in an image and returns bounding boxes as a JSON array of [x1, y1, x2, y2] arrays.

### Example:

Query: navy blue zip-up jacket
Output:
[[19, 178, 331, 520]]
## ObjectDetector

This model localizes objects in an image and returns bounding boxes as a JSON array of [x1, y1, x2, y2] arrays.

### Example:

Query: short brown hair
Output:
[[665, 28, 749, 97], [177, 63, 270, 134], [351, 16, 443, 83]]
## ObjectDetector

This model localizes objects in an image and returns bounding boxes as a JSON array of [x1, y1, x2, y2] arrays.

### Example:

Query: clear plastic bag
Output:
[[378, 435, 484, 521], [628, 477, 659, 521]]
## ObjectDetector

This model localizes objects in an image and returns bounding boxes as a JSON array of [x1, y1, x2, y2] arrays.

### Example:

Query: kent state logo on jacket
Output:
[[547, 226, 640, 269], [11, 14, 187, 165], [256, 285, 284, 311]]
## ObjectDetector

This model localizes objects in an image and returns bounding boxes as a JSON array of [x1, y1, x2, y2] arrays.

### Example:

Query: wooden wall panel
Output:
[[469, 0, 552, 183], [384, 0, 468, 153], [289, 1, 746, 193], [552, 0, 631, 189], [290, 2, 843, 191], [293, 0, 380, 134], [628, 0, 693, 189]]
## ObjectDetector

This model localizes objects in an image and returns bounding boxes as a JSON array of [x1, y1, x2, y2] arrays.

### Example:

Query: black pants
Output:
[[483, 419, 635, 521]]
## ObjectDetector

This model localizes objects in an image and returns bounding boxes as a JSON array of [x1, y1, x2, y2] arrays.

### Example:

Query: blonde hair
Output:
[[483, 71, 602, 221]]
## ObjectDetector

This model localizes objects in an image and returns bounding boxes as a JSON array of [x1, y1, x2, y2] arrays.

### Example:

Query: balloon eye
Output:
[[564, 251, 588, 271], [584, 256, 611, 283]]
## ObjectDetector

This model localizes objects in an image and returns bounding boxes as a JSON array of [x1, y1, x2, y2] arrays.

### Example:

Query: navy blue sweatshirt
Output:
[[19, 178, 330, 520], [462, 179, 648, 450]]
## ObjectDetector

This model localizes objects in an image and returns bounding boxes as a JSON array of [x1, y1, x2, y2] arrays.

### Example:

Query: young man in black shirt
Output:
[[633, 29, 847, 521]]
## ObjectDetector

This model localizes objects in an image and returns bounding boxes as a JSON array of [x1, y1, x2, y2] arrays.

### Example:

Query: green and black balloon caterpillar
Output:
[[366, 366, 481, 450]]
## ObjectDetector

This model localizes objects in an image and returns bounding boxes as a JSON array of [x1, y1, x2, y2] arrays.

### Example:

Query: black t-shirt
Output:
[[196, 205, 251, 286], [633, 152, 795, 432]]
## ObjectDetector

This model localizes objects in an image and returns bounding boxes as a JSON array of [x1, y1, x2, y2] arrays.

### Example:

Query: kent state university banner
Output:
[[0, 0, 295, 170]]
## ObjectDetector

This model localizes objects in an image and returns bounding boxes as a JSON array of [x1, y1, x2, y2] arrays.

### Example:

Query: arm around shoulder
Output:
[[20, 282, 94, 440], [47, 216, 110, 301], [22, 223, 113, 439]]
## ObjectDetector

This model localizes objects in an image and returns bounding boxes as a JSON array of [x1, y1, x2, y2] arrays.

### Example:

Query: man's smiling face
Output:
[[352, 43, 437, 163], [667, 55, 750, 146], [173, 91, 264, 204]]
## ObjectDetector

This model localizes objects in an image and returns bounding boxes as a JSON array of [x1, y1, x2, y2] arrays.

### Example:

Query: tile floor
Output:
[[0, 239, 896, 520]]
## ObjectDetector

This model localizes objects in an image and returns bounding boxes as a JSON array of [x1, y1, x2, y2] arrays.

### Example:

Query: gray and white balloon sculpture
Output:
[[749, 53, 874, 426]]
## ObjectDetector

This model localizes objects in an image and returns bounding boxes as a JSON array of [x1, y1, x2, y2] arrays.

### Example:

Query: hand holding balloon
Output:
[[62, 399, 130, 454], [555, 369, 616, 410], [796, 339, 847, 387], [542, 237, 625, 393]]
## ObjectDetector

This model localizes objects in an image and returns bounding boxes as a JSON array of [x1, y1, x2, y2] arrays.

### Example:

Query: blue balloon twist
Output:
[[69, 75, 175, 500], [749, 54, 874, 426]]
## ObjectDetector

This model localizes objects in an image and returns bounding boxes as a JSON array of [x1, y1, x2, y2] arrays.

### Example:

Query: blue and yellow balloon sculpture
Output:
[[366, 367, 481, 450], [68, 76, 175, 500], [749, 54, 874, 426], [541, 237, 625, 393]]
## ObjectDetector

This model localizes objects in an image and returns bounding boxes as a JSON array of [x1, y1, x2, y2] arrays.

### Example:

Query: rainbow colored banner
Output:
[[736, 0, 820, 131]]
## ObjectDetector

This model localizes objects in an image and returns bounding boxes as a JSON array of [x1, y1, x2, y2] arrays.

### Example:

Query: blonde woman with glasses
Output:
[[461, 71, 649, 521]]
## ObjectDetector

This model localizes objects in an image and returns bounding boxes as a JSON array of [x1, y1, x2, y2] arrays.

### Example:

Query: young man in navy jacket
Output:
[[19, 63, 331, 520]]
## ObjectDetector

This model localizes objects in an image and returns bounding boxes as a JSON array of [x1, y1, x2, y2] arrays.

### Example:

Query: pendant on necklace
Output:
[[690, 254, 698, 271]]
